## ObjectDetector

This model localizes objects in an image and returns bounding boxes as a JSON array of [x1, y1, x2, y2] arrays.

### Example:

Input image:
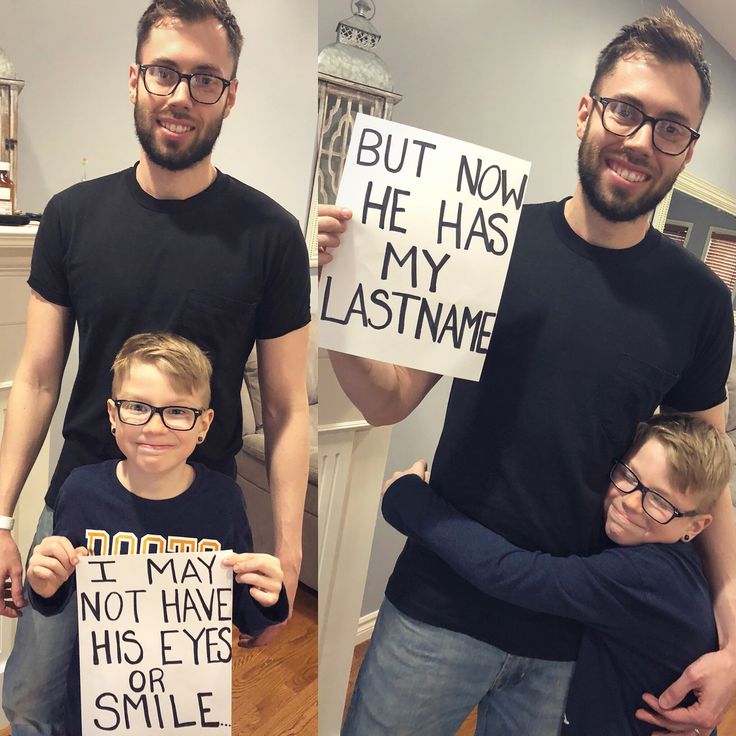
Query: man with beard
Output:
[[320, 10, 736, 736], [0, 1, 310, 733]]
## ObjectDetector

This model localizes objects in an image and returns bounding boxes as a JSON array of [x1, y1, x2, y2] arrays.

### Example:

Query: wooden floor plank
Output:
[[232, 585, 317, 736]]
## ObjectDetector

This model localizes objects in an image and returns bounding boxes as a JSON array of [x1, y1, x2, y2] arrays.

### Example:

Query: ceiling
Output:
[[679, 0, 736, 60]]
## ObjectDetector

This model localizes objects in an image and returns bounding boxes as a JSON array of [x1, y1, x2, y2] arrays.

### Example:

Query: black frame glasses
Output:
[[591, 95, 700, 156], [138, 64, 231, 104], [113, 399, 204, 431], [609, 459, 699, 524]]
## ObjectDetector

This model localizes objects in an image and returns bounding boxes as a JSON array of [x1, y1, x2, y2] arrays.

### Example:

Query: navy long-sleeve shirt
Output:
[[30, 460, 288, 736], [382, 474, 716, 735]]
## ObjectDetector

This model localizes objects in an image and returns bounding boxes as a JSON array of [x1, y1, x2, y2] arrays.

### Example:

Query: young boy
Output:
[[27, 332, 288, 735], [381, 414, 729, 735]]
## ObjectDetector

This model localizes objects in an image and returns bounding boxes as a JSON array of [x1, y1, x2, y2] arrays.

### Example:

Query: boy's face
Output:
[[603, 438, 711, 546], [107, 361, 213, 477]]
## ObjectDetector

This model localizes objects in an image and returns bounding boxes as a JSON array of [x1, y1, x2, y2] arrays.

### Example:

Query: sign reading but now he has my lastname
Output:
[[319, 112, 531, 382], [76, 550, 234, 736]]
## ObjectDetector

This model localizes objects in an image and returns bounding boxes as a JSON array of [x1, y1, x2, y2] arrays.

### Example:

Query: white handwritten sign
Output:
[[319, 113, 531, 381], [76, 551, 233, 735]]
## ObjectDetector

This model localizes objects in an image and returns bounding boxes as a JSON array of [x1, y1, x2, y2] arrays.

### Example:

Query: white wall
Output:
[[1, 1, 317, 476], [3, 1, 317, 224], [316, 0, 736, 617]]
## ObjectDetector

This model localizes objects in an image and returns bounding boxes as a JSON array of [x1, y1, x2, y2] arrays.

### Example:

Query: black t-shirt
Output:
[[28, 166, 311, 507], [386, 199, 733, 660]]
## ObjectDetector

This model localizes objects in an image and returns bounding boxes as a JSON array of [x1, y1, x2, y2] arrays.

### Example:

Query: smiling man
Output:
[[320, 10, 736, 736], [0, 2, 310, 733]]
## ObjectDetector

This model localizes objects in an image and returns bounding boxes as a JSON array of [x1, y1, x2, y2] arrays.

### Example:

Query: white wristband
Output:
[[0, 516, 14, 531]]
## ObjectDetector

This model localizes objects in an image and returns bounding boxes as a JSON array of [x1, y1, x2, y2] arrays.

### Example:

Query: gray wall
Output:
[[317, 0, 736, 617], [670, 189, 736, 260], [1, 1, 317, 476]]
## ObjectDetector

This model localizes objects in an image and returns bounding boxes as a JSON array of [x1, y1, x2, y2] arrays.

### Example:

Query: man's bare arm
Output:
[[318, 203, 441, 424], [686, 403, 736, 659], [328, 351, 441, 426], [250, 324, 310, 642], [0, 291, 73, 616]]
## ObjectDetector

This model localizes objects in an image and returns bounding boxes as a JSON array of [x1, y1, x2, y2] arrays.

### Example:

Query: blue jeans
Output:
[[343, 599, 575, 736], [2, 506, 76, 736]]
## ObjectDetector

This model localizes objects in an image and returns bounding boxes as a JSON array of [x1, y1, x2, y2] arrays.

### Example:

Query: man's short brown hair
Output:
[[111, 332, 213, 407], [136, 0, 243, 78], [591, 8, 711, 114], [627, 413, 731, 512]]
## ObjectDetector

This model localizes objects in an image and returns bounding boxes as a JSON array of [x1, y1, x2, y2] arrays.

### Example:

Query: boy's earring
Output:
[[682, 533, 691, 542], [111, 427, 116, 436], [197, 435, 204, 444]]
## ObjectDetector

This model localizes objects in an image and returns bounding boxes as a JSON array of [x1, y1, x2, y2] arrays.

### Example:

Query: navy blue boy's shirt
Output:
[[382, 474, 716, 736], [30, 460, 288, 736]]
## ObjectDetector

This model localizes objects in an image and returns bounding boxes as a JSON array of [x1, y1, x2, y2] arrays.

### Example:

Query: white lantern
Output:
[[315, 1, 402, 205]]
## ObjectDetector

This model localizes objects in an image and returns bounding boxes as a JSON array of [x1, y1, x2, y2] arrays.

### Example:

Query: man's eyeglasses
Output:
[[609, 460, 699, 524], [138, 64, 231, 105], [591, 95, 700, 156], [113, 399, 204, 431]]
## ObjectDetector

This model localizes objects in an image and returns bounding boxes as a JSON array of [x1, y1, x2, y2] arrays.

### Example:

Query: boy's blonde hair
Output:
[[628, 414, 732, 512], [111, 332, 212, 406]]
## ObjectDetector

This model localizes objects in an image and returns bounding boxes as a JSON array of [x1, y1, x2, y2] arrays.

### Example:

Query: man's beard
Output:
[[577, 126, 681, 223], [134, 99, 224, 172]]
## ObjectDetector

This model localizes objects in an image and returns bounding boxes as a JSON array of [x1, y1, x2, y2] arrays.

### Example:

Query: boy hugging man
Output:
[[27, 333, 287, 734], [382, 414, 730, 735]]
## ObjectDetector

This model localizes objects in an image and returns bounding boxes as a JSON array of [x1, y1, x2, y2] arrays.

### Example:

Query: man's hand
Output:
[[381, 460, 430, 497], [635, 648, 736, 734], [317, 204, 352, 273], [0, 531, 26, 618], [26, 535, 86, 600]]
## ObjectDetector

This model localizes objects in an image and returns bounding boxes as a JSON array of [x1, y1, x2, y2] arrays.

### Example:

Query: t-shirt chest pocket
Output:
[[600, 354, 680, 452], [170, 290, 257, 368]]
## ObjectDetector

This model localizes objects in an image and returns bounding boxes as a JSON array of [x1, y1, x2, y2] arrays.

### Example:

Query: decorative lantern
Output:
[[315, 0, 402, 205], [0, 47, 24, 192]]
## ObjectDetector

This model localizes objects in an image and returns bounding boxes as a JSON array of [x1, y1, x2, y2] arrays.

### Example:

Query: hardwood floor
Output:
[[0, 585, 317, 736], [346, 640, 735, 735], [233, 585, 317, 735]]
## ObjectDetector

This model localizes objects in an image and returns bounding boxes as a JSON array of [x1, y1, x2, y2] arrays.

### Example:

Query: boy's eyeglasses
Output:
[[609, 460, 699, 524], [591, 95, 700, 156], [138, 64, 231, 104], [113, 399, 203, 431]]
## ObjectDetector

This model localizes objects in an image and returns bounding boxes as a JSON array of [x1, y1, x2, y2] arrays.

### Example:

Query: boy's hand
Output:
[[26, 536, 87, 599], [381, 460, 430, 497], [317, 204, 352, 274], [222, 553, 284, 608]]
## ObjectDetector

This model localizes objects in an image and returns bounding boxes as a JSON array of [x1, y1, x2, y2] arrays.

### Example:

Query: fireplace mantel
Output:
[[0, 223, 38, 275]]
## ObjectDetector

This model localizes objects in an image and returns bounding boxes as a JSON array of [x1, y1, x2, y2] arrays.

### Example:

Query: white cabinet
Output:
[[0, 223, 48, 728], [317, 349, 392, 735]]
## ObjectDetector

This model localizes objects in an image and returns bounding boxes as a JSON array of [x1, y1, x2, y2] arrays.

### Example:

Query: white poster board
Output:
[[76, 551, 233, 735], [319, 113, 531, 381]]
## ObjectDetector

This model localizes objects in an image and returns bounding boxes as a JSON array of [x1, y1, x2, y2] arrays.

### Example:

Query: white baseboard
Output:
[[355, 610, 378, 645]]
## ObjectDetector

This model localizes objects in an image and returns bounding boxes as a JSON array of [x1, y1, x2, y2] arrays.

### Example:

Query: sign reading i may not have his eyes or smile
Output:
[[318, 113, 531, 381], [76, 551, 233, 736]]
